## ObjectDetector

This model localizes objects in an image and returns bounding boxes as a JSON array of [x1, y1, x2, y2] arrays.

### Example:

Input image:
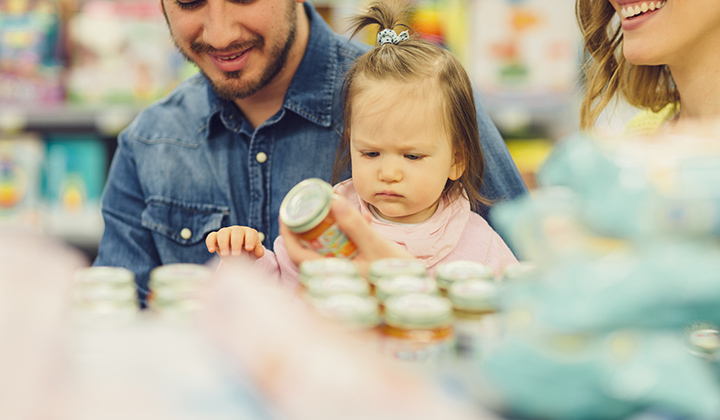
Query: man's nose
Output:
[[202, 2, 243, 50]]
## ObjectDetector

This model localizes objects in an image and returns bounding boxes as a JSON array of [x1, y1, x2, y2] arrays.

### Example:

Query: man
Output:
[[95, 0, 527, 305]]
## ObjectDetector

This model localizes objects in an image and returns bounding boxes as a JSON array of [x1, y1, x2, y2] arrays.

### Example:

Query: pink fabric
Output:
[[334, 179, 469, 267], [250, 180, 517, 287]]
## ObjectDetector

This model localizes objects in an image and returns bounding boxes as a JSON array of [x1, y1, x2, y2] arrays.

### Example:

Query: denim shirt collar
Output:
[[205, 2, 340, 134]]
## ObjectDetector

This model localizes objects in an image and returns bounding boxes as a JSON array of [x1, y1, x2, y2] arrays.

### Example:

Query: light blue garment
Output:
[[94, 2, 527, 304]]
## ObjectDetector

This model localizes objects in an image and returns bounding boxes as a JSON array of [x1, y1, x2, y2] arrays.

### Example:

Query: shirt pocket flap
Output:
[[141, 197, 229, 246]]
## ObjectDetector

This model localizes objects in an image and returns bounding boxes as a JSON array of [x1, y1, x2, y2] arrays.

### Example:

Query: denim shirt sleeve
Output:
[[474, 89, 529, 219]]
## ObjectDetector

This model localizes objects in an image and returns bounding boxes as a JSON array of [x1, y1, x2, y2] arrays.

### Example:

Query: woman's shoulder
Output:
[[624, 103, 680, 137]]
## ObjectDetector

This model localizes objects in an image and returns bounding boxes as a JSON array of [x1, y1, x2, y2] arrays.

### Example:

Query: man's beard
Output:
[[175, 4, 298, 100]]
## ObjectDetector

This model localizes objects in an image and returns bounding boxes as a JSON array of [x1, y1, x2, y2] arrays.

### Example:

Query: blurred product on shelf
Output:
[[0, 0, 64, 106], [505, 138, 553, 190], [66, 0, 194, 105], [0, 231, 87, 420], [147, 263, 213, 317], [73, 265, 139, 326], [42, 133, 106, 246], [0, 134, 44, 229], [201, 261, 503, 420], [480, 125, 720, 419]]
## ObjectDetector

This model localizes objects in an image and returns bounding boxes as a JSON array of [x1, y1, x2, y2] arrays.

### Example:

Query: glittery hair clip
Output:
[[377, 28, 410, 45]]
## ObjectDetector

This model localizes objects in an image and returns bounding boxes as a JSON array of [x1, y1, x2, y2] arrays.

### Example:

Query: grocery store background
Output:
[[1, 0, 598, 259]]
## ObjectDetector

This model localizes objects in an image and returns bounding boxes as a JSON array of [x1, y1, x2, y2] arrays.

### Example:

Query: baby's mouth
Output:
[[621, 1, 666, 19]]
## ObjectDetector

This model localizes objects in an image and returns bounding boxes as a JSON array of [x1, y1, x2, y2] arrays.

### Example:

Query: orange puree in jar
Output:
[[280, 178, 357, 258]]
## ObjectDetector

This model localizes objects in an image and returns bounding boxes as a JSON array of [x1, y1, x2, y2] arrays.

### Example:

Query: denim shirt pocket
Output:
[[141, 196, 229, 246]]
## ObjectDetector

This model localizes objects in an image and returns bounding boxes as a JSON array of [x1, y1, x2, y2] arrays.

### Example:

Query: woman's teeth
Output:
[[621, 1, 666, 19]]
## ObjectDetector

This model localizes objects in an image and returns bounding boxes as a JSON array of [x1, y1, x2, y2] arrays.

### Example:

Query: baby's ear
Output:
[[449, 151, 465, 181]]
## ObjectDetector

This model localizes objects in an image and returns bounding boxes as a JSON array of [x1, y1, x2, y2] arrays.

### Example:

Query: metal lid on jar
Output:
[[299, 258, 359, 285], [435, 260, 493, 290], [279, 178, 333, 233], [312, 294, 380, 329], [368, 258, 427, 285], [75, 266, 135, 287], [149, 263, 213, 288], [384, 293, 453, 330], [375, 275, 438, 303], [448, 279, 499, 312], [305, 275, 370, 299], [75, 284, 138, 304]]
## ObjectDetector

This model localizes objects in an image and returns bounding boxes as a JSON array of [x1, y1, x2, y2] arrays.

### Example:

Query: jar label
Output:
[[302, 223, 357, 258], [381, 335, 456, 363]]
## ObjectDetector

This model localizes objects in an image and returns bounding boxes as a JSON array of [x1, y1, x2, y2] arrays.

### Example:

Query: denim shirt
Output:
[[95, 2, 527, 304]]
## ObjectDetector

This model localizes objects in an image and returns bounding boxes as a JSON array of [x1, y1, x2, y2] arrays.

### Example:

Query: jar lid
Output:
[[279, 178, 333, 233], [501, 262, 538, 281], [375, 275, 438, 303], [75, 266, 135, 286], [149, 263, 213, 287], [367, 258, 426, 285], [305, 276, 370, 299], [75, 284, 138, 303], [448, 280, 499, 312], [299, 258, 359, 285], [311, 294, 380, 329], [384, 294, 453, 329], [435, 260, 492, 290]]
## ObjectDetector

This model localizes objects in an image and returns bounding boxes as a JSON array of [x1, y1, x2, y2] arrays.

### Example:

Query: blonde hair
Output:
[[333, 0, 490, 208], [576, 0, 678, 130]]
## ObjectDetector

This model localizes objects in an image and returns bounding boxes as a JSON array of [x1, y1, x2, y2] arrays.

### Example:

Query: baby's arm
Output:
[[206, 226, 265, 259]]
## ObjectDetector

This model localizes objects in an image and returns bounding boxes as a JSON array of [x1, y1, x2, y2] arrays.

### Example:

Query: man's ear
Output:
[[449, 151, 465, 181]]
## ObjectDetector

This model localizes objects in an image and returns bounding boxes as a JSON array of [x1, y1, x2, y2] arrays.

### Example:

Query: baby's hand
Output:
[[206, 226, 265, 259]]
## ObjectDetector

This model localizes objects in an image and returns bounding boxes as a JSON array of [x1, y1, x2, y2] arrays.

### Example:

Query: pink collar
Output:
[[333, 180, 470, 267]]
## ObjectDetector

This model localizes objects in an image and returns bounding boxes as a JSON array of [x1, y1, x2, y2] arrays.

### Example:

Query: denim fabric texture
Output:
[[94, 2, 528, 304]]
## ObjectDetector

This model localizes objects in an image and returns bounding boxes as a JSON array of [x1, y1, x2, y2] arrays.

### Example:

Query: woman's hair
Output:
[[576, 0, 678, 130], [332, 0, 490, 209]]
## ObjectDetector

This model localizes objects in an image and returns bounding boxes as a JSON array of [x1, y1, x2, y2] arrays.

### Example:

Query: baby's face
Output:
[[349, 81, 462, 224]]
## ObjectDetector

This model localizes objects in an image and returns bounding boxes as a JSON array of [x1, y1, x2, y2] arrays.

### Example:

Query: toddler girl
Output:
[[206, 0, 517, 286]]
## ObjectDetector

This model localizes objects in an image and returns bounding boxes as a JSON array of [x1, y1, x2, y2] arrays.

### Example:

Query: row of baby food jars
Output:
[[300, 258, 536, 363], [72, 263, 214, 326]]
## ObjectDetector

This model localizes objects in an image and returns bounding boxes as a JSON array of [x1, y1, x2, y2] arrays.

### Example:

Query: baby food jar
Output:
[[304, 275, 371, 300], [381, 293, 455, 363], [148, 263, 213, 317], [299, 257, 360, 292], [367, 258, 427, 289], [435, 260, 493, 295], [448, 279, 501, 359], [375, 275, 438, 309], [280, 178, 357, 258], [73, 266, 139, 326], [311, 294, 381, 332]]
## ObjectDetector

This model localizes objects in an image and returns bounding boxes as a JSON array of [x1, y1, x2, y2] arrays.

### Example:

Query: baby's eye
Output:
[[362, 151, 379, 158], [404, 154, 422, 161]]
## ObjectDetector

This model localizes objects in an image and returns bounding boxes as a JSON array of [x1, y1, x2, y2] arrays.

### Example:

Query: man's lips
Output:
[[208, 48, 252, 72]]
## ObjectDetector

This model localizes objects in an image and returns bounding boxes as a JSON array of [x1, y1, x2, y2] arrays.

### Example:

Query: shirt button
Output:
[[180, 228, 192, 240], [256, 152, 268, 163], [258, 232, 266, 243]]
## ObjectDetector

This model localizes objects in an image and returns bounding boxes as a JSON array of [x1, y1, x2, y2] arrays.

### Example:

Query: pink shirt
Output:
[[246, 180, 517, 288]]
